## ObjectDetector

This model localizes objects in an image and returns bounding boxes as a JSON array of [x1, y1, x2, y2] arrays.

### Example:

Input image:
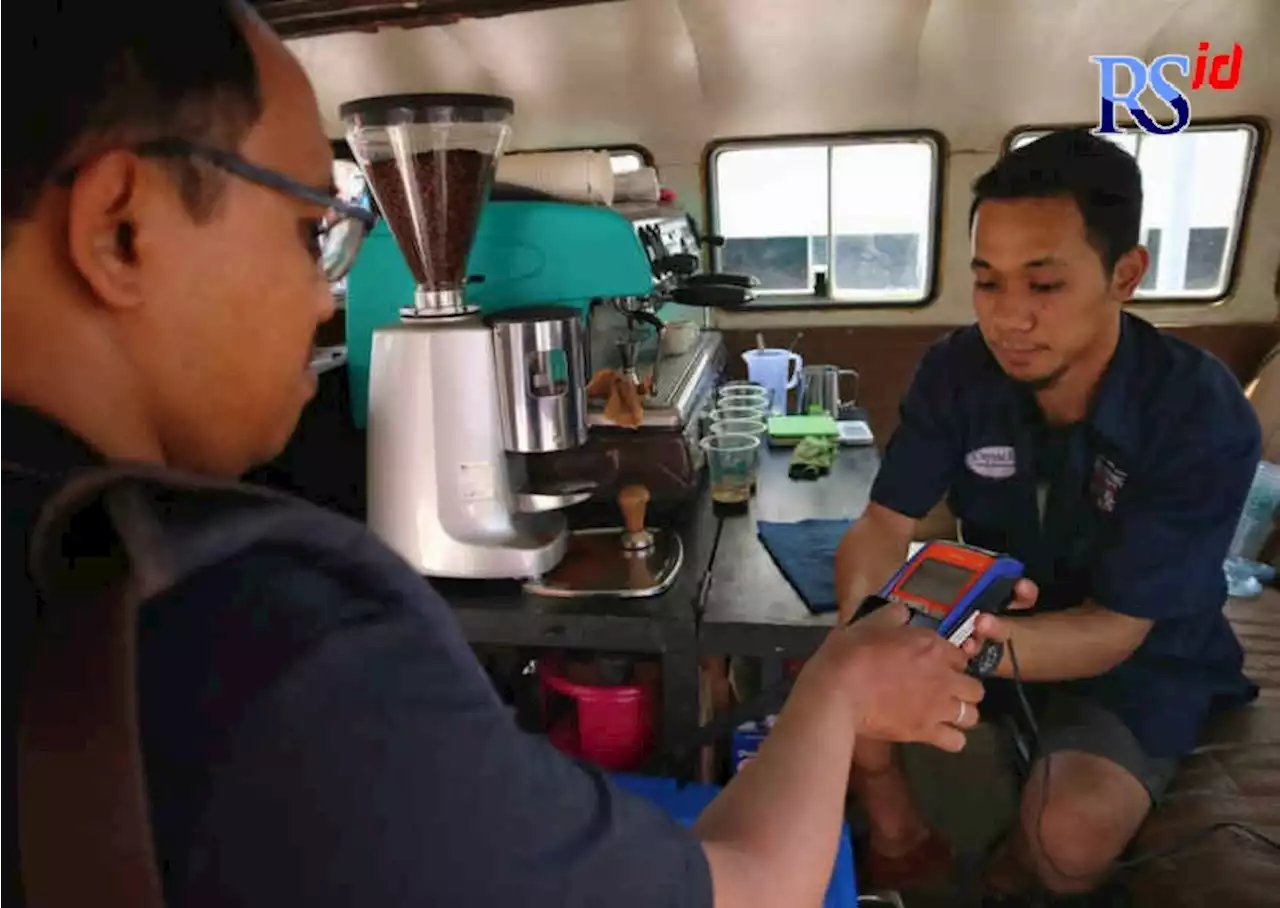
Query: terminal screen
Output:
[[899, 559, 975, 610]]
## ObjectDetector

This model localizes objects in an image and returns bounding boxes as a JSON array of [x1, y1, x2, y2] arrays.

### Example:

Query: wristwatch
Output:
[[968, 640, 1005, 678]]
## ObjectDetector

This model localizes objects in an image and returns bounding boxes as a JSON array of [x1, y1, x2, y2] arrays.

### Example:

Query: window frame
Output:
[[703, 129, 948, 310], [999, 117, 1267, 305]]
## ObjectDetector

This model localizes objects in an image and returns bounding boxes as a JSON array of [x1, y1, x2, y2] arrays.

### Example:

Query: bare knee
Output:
[[1024, 798, 1122, 891], [1019, 752, 1150, 894]]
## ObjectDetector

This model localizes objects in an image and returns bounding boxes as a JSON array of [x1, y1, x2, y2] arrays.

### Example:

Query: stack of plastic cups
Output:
[[717, 381, 772, 418], [713, 418, 767, 496], [708, 382, 770, 495]]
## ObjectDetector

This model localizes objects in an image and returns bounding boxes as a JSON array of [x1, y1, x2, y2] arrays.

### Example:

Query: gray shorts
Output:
[[1024, 690, 1179, 804], [886, 690, 1180, 856], [989, 684, 1179, 804]]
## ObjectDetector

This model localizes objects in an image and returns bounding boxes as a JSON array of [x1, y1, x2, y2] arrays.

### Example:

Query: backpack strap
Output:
[[19, 467, 167, 908], [17, 463, 363, 908]]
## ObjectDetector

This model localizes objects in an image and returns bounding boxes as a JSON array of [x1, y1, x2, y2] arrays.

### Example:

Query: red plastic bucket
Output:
[[538, 658, 655, 772]]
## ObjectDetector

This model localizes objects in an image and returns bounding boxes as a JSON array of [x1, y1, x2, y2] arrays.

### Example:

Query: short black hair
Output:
[[970, 129, 1143, 273], [4, 1, 263, 243]]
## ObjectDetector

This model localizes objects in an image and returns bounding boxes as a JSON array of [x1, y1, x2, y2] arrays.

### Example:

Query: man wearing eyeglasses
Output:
[[4, 4, 986, 907]]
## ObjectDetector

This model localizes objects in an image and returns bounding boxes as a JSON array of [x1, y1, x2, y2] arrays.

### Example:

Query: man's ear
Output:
[[65, 151, 153, 311], [1111, 245, 1150, 300]]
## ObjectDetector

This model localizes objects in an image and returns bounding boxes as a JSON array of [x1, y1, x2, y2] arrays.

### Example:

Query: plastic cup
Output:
[[718, 384, 770, 408], [700, 433, 760, 505], [711, 418, 767, 442], [711, 418, 767, 495], [707, 405, 766, 423], [719, 381, 770, 400], [718, 393, 770, 416]]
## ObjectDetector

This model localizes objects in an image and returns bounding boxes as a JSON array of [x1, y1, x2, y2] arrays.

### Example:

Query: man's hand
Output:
[[959, 577, 1039, 658], [811, 602, 985, 753]]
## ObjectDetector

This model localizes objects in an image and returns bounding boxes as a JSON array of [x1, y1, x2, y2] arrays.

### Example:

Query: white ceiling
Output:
[[289, 0, 1278, 163]]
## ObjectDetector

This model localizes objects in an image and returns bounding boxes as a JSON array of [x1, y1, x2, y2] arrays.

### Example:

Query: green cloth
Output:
[[788, 436, 838, 480]]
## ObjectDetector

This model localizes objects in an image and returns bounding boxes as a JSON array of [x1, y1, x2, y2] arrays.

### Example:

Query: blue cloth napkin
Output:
[[756, 518, 853, 614]]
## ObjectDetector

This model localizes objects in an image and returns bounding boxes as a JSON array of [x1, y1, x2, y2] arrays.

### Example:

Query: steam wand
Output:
[[615, 310, 665, 397]]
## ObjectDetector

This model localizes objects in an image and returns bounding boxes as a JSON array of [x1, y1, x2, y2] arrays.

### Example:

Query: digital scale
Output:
[[765, 414, 875, 446]]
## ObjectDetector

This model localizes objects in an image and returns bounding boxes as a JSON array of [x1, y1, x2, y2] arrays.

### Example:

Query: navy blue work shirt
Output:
[[4, 402, 711, 907], [870, 312, 1261, 759]]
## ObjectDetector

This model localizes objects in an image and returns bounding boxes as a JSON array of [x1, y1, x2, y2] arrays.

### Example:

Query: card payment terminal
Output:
[[871, 540, 1024, 648]]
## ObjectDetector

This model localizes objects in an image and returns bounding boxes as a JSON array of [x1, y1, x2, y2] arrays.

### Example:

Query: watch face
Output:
[[970, 641, 1003, 677]]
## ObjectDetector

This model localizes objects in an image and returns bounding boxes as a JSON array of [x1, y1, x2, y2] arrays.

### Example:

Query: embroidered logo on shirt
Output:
[[1090, 455, 1128, 513], [964, 445, 1016, 479]]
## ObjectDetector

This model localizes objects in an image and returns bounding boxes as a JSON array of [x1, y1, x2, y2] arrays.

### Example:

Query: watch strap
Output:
[[968, 640, 1004, 677], [848, 593, 891, 624]]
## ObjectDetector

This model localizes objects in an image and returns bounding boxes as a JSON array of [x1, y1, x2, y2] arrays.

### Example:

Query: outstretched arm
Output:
[[695, 605, 983, 908], [177, 553, 983, 908]]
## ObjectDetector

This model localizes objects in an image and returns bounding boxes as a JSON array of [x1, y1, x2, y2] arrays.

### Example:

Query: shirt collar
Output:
[[2, 400, 104, 475], [980, 313, 1140, 457]]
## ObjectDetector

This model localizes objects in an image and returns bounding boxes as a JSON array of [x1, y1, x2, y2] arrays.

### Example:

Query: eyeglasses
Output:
[[56, 137, 378, 283]]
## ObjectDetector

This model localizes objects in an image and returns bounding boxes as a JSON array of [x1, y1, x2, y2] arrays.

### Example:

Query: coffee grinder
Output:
[[344, 93, 682, 596], [345, 93, 595, 580]]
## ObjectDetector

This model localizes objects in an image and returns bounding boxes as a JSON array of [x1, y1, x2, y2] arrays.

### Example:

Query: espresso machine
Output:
[[516, 205, 756, 526], [343, 93, 690, 596]]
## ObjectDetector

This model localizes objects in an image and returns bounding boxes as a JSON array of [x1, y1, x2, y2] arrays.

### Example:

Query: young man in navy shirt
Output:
[[4, 3, 988, 906], [835, 130, 1260, 898]]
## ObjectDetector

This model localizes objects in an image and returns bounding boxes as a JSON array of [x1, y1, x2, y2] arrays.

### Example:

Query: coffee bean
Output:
[[364, 150, 494, 290]]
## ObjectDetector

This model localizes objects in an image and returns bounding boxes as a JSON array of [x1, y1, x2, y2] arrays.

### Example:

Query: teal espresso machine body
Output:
[[345, 199, 660, 428]]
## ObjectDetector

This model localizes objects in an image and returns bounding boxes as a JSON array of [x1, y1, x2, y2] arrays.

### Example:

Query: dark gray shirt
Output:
[[5, 401, 711, 907]]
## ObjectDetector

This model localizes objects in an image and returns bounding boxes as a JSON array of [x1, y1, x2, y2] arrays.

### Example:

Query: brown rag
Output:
[[586, 368, 651, 429]]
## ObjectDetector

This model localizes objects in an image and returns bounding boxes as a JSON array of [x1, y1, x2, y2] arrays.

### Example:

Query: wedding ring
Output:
[[955, 701, 966, 726]]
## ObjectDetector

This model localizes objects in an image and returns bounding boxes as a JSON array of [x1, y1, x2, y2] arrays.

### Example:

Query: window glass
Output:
[[710, 137, 940, 303], [329, 159, 368, 300]]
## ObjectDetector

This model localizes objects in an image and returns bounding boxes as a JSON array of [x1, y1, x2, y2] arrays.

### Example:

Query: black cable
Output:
[[1007, 638, 1280, 884]]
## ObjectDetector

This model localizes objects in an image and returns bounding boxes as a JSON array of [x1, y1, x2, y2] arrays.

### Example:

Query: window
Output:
[[708, 135, 941, 304], [329, 159, 369, 299], [334, 158, 367, 206], [1009, 125, 1258, 300]]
